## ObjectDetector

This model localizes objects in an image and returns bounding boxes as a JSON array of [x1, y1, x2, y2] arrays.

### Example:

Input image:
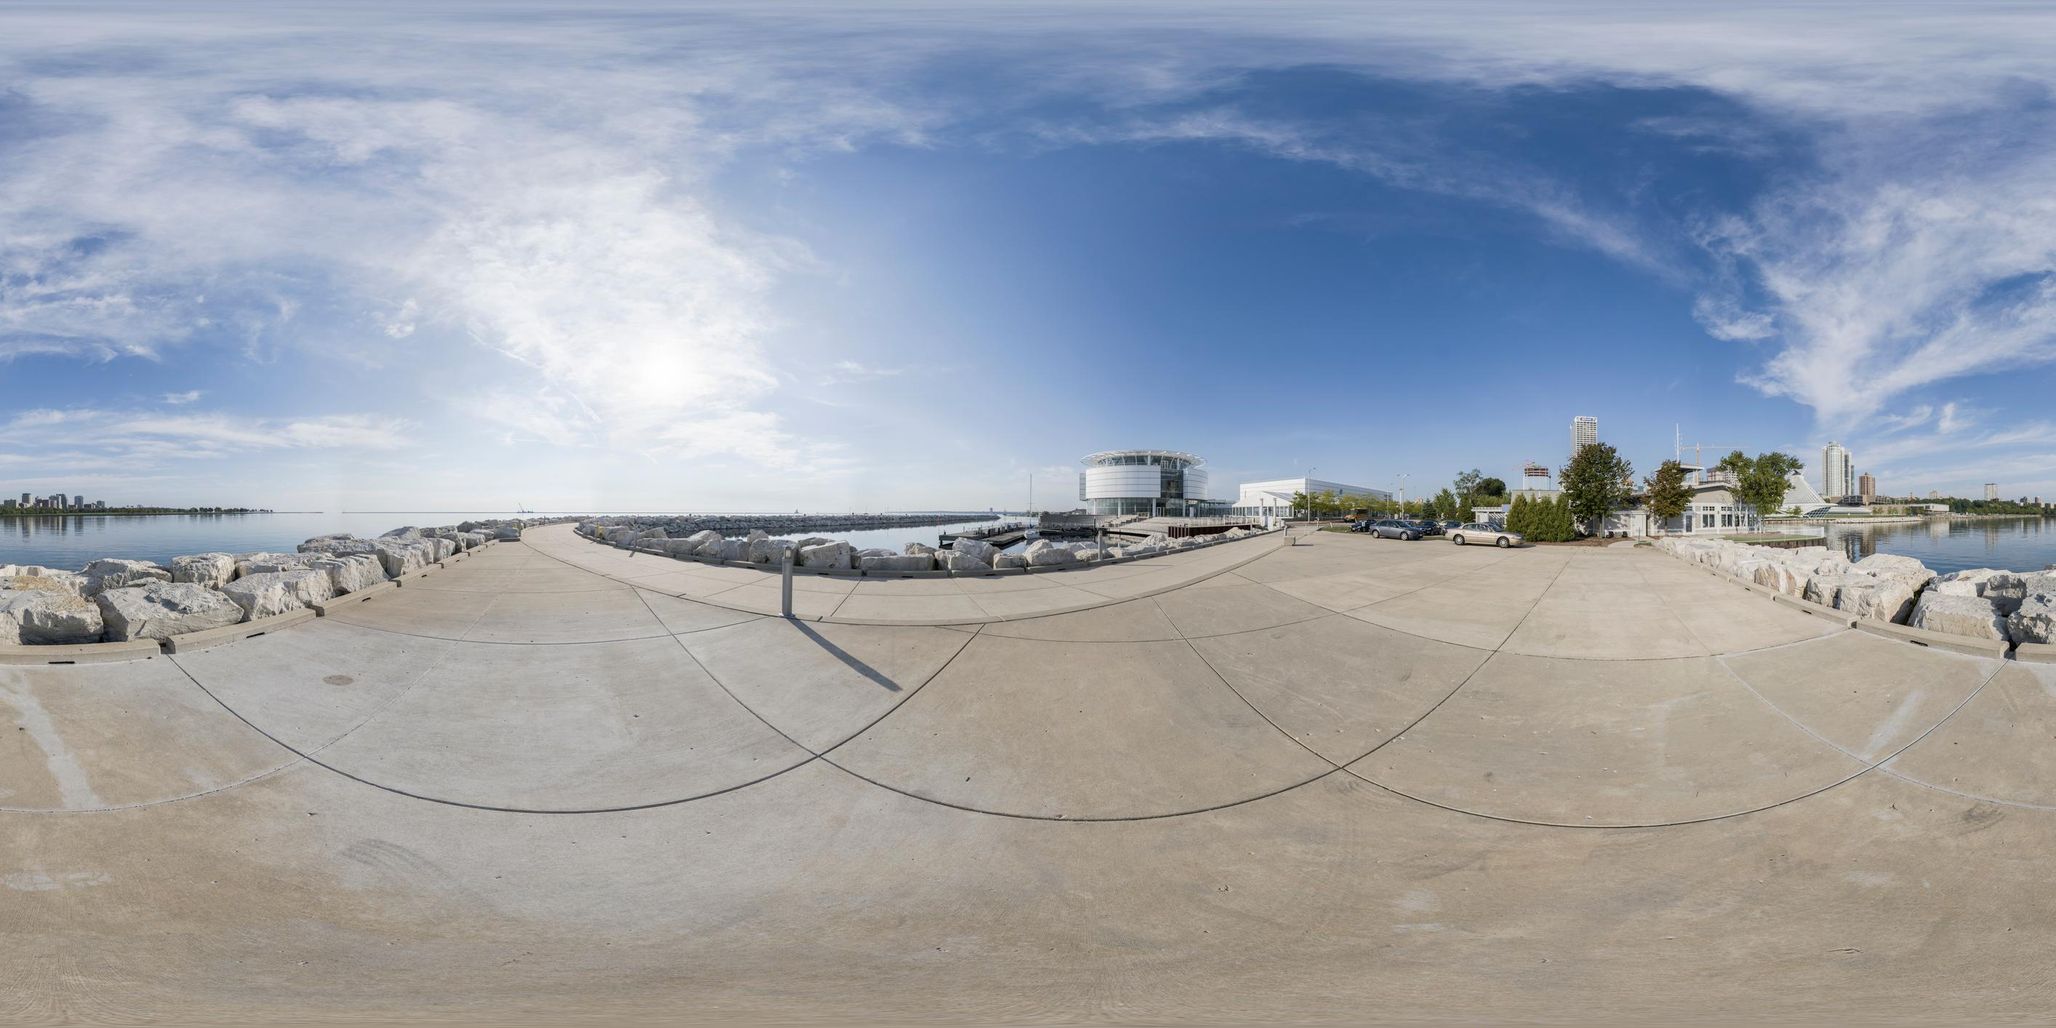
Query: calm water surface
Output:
[[1825, 517, 2056, 574], [0, 512, 1008, 569]]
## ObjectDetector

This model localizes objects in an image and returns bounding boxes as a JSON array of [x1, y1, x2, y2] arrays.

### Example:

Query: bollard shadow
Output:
[[792, 619, 901, 692]]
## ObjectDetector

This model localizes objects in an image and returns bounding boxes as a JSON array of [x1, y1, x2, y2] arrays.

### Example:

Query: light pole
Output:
[[1305, 466, 1316, 523], [1395, 474, 1410, 517]]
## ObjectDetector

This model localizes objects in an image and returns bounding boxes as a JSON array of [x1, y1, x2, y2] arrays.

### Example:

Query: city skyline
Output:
[[3, 4, 2056, 510]]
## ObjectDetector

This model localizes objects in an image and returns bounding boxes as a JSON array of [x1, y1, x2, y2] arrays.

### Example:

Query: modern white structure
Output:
[[1571, 416, 1598, 457], [1078, 450, 1215, 517], [1985, 483, 2000, 501], [1821, 441, 1854, 501], [1233, 477, 1390, 517]]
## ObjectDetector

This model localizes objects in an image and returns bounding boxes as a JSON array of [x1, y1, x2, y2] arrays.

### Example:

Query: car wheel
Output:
[[1496, 536, 1511, 548], [1452, 534, 1465, 545]]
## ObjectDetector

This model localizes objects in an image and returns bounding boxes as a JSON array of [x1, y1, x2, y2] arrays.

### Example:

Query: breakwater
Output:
[[0, 517, 574, 648], [578, 516, 1275, 574], [583, 512, 999, 538], [1659, 535, 2054, 654]]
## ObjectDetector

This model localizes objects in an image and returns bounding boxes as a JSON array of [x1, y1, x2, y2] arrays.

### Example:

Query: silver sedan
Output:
[[1447, 523, 1523, 548]]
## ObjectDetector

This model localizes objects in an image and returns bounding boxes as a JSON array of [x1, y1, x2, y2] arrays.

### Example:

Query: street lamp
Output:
[[1395, 474, 1410, 517], [1305, 466, 1316, 522]]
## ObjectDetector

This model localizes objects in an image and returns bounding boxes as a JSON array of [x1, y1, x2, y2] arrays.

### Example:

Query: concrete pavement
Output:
[[4, 525, 2053, 1021]]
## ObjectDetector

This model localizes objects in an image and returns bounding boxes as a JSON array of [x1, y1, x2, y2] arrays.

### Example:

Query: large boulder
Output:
[[170, 553, 238, 588], [1933, 568, 2007, 598], [310, 553, 388, 595], [1024, 540, 1078, 567], [904, 543, 937, 558], [493, 524, 521, 541], [1838, 576, 1920, 623], [235, 552, 317, 578], [1983, 572, 2056, 617], [369, 538, 434, 578], [2, 570, 86, 596], [747, 533, 795, 564], [799, 541, 852, 570], [936, 551, 991, 573], [860, 554, 934, 573], [78, 558, 172, 596], [94, 582, 245, 641], [1752, 562, 1807, 597], [994, 553, 1029, 570], [951, 537, 999, 565], [221, 569, 333, 619], [2009, 591, 2056, 646], [1909, 592, 2011, 641], [456, 531, 487, 550], [1805, 572, 1872, 609], [0, 587, 104, 644]]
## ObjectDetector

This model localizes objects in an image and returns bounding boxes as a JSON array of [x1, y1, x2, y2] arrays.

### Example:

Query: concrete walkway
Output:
[[3, 527, 2052, 1021]]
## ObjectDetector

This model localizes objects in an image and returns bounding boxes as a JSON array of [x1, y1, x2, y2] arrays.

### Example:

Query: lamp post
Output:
[[1396, 474, 1410, 518], [1305, 467, 1316, 523]]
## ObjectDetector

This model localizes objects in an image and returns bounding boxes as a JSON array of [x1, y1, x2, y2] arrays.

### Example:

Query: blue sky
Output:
[[3, 2, 2055, 511]]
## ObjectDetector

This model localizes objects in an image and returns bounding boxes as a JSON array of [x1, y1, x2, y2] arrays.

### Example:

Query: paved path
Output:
[[3, 526, 2052, 1021]]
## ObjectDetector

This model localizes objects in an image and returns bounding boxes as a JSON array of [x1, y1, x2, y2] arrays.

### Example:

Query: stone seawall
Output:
[[1657, 535, 2056, 651], [0, 517, 575, 647], [576, 517, 1277, 575]]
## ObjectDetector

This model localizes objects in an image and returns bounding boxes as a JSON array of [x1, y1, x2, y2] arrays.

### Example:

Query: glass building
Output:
[[1077, 450, 1223, 516]]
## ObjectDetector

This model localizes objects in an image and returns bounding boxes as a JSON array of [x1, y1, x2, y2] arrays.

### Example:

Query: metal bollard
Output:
[[780, 544, 796, 618]]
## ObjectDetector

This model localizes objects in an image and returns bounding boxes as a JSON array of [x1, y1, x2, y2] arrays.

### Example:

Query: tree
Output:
[[1645, 460, 1692, 534], [1561, 442, 1633, 535], [1432, 488, 1460, 521], [1477, 476, 1507, 497], [1712, 451, 1804, 529], [1506, 494, 1532, 537], [1453, 469, 1483, 514]]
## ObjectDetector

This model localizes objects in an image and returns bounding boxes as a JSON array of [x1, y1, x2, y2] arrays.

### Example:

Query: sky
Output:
[[3, 1, 2055, 512]]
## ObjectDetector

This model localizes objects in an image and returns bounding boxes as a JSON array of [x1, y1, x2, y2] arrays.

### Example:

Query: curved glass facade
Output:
[[1077, 450, 1221, 516]]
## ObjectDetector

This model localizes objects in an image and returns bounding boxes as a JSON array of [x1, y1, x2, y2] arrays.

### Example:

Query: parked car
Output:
[[1447, 522, 1523, 548], [1364, 519, 1422, 540], [1411, 520, 1446, 537], [1438, 520, 1463, 532]]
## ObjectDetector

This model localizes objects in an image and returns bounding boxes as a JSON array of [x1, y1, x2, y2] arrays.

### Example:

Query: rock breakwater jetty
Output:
[[0, 517, 571, 649], [577, 515, 1276, 574], [1658, 535, 2056, 658]]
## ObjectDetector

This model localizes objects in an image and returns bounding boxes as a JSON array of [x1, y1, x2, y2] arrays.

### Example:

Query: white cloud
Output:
[[4, 1, 2055, 493], [161, 389, 202, 404], [1, 408, 412, 464]]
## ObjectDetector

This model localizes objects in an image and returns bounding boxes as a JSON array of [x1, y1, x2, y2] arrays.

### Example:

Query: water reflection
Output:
[[1826, 516, 2056, 574]]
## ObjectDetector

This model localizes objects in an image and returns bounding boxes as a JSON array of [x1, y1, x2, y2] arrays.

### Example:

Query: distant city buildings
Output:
[[1985, 483, 2000, 501], [2, 492, 117, 512], [1858, 473, 1876, 504], [1821, 441, 1854, 501], [1571, 416, 1598, 458]]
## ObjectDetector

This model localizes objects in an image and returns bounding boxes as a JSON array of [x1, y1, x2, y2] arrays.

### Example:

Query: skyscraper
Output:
[[1571, 416, 1598, 457], [1858, 473, 1875, 504], [1985, 483, 2000, 500], [1822, 442, 1853, 500]]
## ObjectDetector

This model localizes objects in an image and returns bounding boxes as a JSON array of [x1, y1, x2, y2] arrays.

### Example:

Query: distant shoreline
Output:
[[0, 510, 289, 518]]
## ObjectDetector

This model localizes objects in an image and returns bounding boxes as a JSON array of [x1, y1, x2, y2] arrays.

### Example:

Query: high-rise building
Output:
[[1985, 483, 2000, 501], [18, 492, 28, 506], [1858, 473, 1876, 504], [1821, 442, 1853, 500], [1571, 416, 1598, 457], [73, 494, 84, 508]]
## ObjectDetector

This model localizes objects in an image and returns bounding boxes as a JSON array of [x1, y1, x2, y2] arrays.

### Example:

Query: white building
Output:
[[1821, 441, 1854, 501], [1571, 416, 1598, 457], [1233, 477, 1390, 517], [1077, 450, 1215, 516]]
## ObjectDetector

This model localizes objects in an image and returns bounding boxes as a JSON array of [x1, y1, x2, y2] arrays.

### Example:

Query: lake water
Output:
[[0, 512, 1010, 569], [1825, 517, 2056, 574]]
